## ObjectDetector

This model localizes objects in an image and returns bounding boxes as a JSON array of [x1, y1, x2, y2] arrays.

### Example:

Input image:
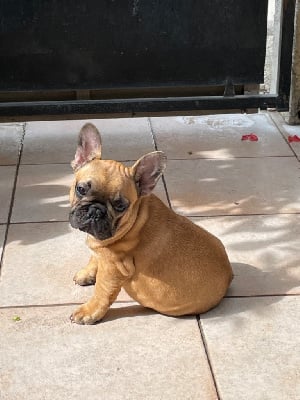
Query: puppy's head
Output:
[[69, 123, 166, 241]]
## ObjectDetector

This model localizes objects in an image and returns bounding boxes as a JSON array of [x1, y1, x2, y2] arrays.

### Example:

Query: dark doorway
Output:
[[0, 0, 296, 120]]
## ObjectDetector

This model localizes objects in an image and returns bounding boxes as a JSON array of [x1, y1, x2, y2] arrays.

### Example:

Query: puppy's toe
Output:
[[73, 270, 96, 286], [70, 305, 99, 325]]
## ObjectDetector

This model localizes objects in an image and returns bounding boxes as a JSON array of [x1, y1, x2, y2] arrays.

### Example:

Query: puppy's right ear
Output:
[[71, 123, 102, 171]]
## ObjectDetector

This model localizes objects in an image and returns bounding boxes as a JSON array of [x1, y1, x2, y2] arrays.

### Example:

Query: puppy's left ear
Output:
[[71, 123, 102, 171], [132, 151, 167, 196]]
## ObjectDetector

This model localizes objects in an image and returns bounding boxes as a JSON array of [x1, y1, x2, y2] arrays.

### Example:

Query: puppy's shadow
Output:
[[201, 262, 295, 320], [102, 304, 156, 323], [102, 262, 296, 323]]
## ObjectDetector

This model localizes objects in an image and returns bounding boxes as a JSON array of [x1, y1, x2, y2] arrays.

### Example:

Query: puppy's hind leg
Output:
[[73, 255, 98, 286]]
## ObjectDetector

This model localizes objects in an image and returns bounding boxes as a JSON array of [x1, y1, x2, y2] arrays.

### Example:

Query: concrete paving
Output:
[[0, 112, 299, 399]]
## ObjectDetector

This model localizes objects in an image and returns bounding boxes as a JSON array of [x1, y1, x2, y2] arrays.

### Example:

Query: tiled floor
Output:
[[0, 112, 299, 399]]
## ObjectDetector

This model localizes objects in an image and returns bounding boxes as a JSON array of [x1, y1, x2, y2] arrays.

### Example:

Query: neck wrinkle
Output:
[[87, 197, 144, 250]]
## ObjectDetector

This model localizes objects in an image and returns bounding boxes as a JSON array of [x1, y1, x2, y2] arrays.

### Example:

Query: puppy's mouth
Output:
[[69, 202, 113, 240]]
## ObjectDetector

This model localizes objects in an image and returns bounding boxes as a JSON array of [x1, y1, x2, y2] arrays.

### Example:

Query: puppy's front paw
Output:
[[73, 269, 96, 286], [70, 304, 101, 325]]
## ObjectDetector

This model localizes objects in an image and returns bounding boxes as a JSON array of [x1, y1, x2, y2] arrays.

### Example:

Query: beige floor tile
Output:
[[151, 113, 293, 159], [269, 112, 300, 159], [0, 225, 6, 261], [0, 123, 24, 165], [0, 305, 217, 400], [12, 164, 168, 223], [165, 158, 300, 216], [2, 199, 179, 306], [22, 118, 155, 164], [0, 221, 132, 306], [11, 164, 73, 223], [191, 215, 300, 295], [153, 179, 169, 206], [201, 296, 300, 400], [0, 166, 16, 223], [0, 222, 93, 306]]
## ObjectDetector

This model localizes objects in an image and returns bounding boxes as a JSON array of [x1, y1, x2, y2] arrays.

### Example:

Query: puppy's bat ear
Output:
[[132, 151, 167, 196], [71, 123, 102, 171]]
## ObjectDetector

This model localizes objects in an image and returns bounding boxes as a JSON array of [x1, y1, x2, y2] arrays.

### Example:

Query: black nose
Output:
[[87, 203, 106, 220]]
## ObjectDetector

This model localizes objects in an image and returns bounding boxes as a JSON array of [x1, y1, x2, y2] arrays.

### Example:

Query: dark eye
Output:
[[75, 182, 90, 197], [112, 198, 128, 212]]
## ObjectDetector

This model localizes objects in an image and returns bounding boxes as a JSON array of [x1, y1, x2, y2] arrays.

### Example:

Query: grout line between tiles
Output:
[[0, 302, 84, 310], [7, 211, 300, 225], [196, 315, 221, 400], [185, 211, 300, 218], [9, 220, 70, 225], [2, 297, 295, 307], [148, 117, 172, 209], [147, 117, 158, 152], [19, 159, 140, 166], [161, 174, 172, 209], [1, 294, 298, 311], [0, 300, 135, 310], [16, 155, 298, 166], [0, 163, 25, 167], [166, 155, 296, 161], [5, 211, 300, 226], [225, 293, 300, 298], [0, 123, 26, 277]]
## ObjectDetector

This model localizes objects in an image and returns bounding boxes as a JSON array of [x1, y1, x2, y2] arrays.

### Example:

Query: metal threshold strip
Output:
[[0, 94, 279, 121]]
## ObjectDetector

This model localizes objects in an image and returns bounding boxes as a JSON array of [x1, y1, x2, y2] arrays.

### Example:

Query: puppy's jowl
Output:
[[69, 123, 233, 324]]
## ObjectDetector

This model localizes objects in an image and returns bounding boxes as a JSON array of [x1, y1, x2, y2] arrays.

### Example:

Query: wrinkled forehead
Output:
[[75, 159, 135, 197]]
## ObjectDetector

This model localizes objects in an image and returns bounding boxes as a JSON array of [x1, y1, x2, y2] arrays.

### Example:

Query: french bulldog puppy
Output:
[[69, 123, 233, 324]]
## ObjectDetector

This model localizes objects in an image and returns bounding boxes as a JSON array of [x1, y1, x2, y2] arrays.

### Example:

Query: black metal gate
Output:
[[0, 0, 296, 121]]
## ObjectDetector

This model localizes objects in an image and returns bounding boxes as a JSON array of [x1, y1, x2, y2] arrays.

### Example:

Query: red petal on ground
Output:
[[241, 134, 258, 141], [288, 135, 300, 143]]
